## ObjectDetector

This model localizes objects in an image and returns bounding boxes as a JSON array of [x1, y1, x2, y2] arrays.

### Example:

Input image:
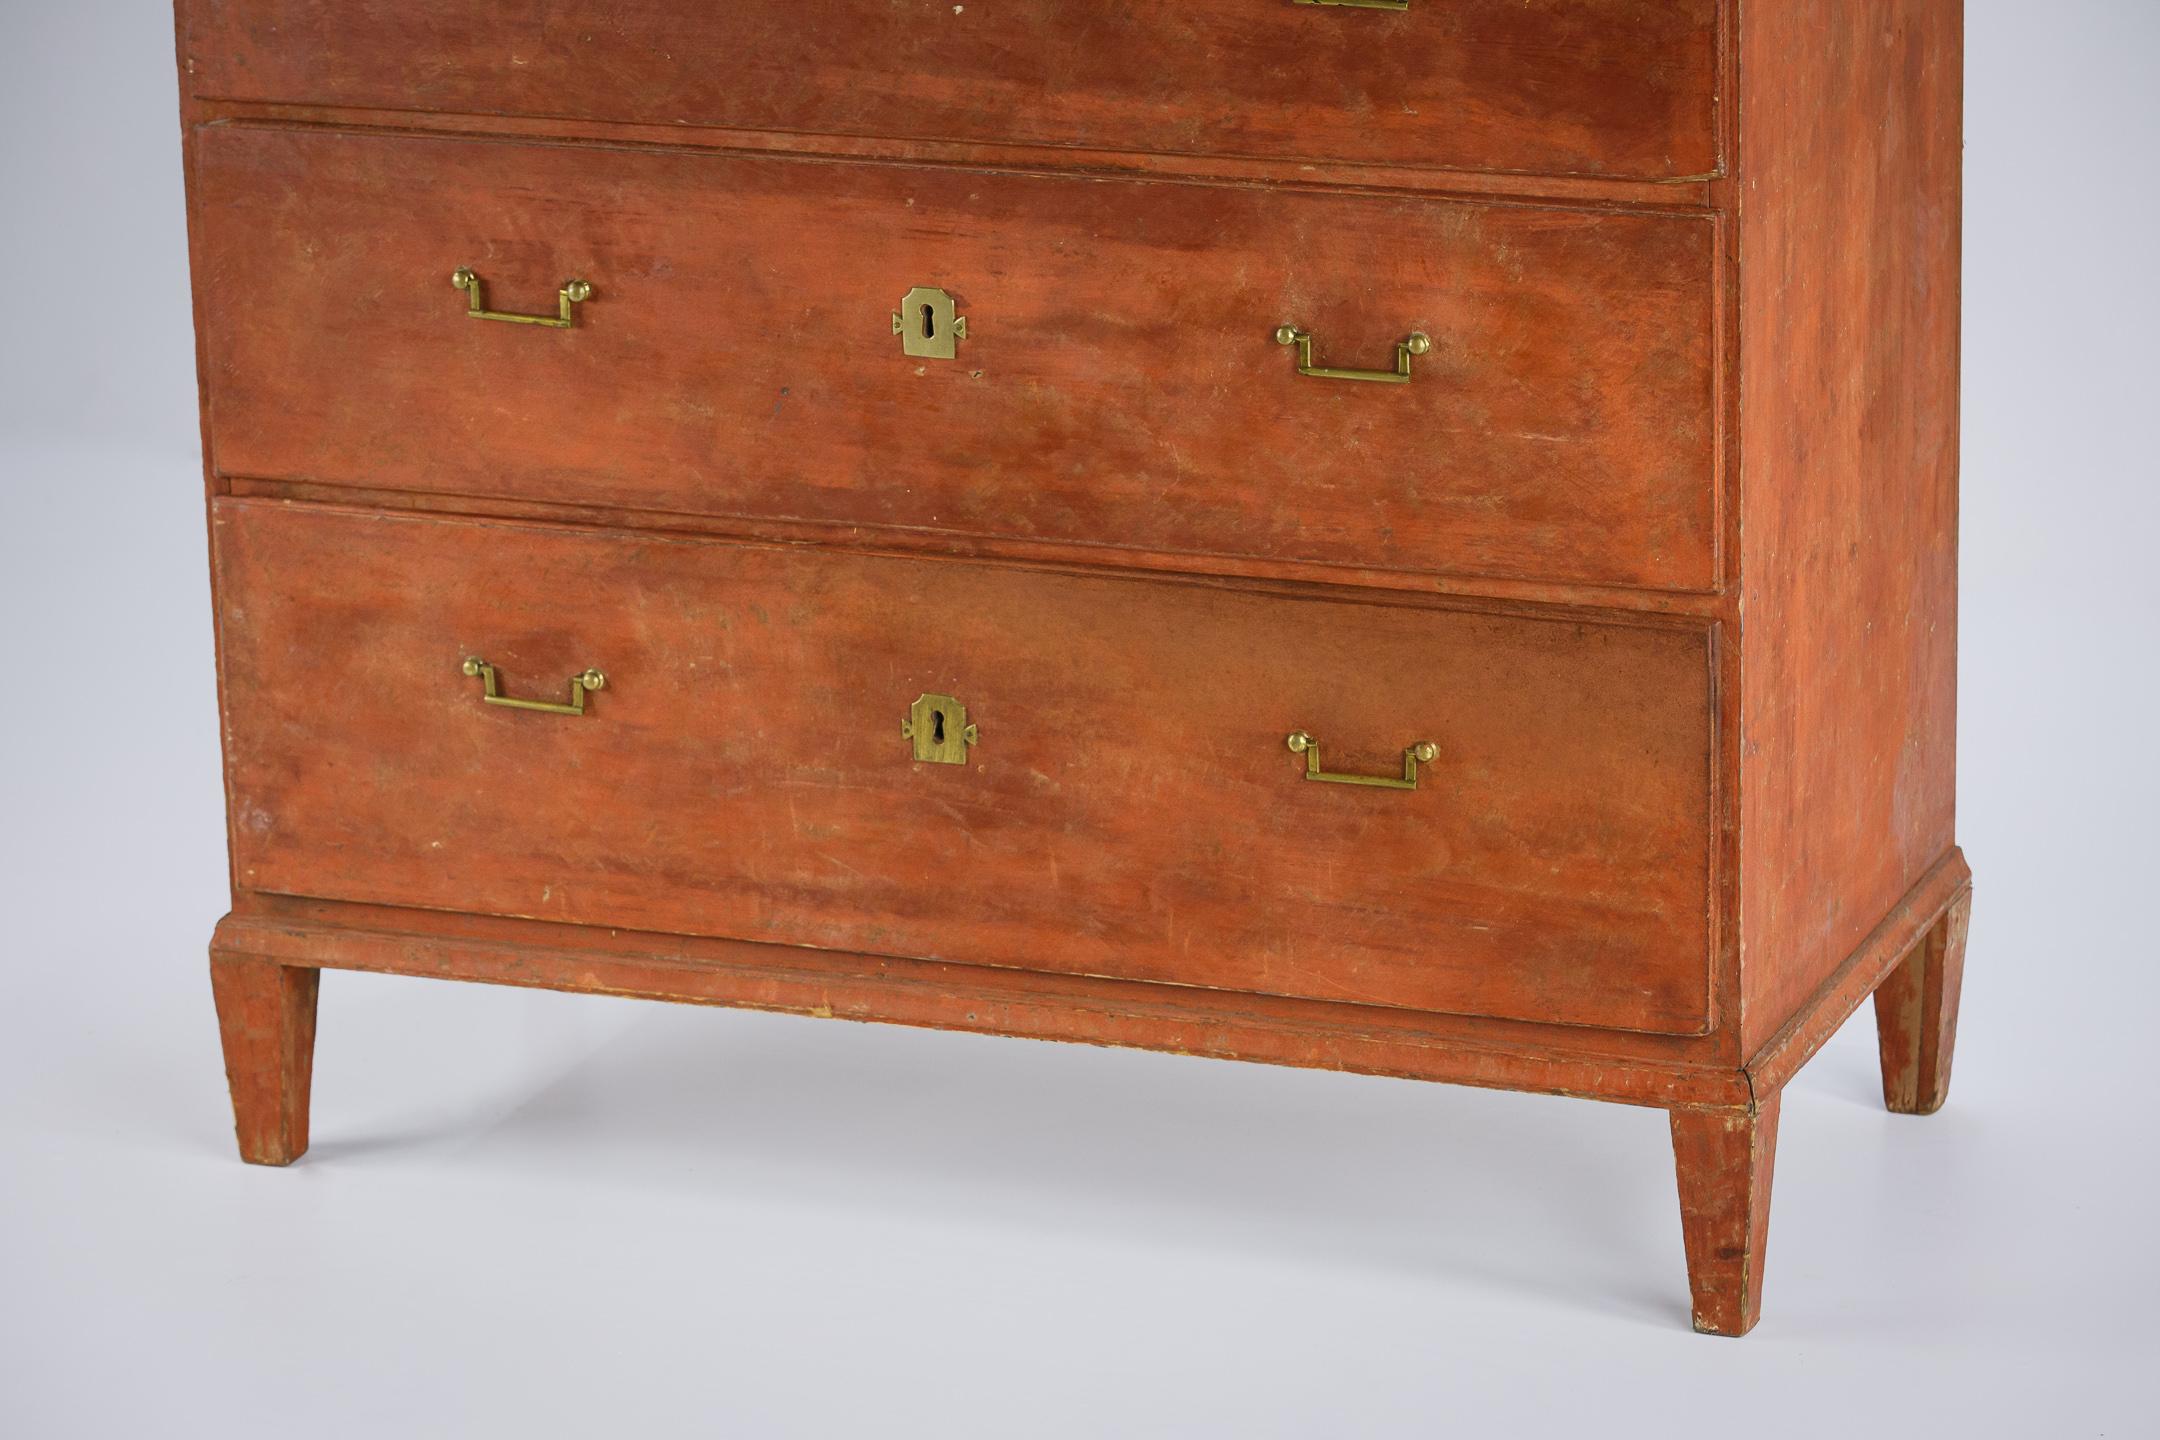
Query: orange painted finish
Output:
[[211, 498, 1716, 1034], [193, 126, 1720, 594], [173, 0, 1970, 1334], [1744, 851, 1970, 1099], [216, 904, 1758, 1111], [1874, 889, 1970, 1116], [177, 0, 1721, 183], [208, 954, 319, 1165], [1734, 1, 1964, 1052], [1671, 1094, 1779, 1337]]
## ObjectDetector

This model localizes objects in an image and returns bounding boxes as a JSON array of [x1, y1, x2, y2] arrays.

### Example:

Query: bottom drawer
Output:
[[212, 500, 1716, 1035]]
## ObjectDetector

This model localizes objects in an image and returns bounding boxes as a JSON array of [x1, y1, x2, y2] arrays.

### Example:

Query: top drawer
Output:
[[178, 0, 1722, 183]]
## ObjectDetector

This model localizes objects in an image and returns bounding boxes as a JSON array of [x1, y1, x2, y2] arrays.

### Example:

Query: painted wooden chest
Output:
[[178, 0, 1969, 1334]]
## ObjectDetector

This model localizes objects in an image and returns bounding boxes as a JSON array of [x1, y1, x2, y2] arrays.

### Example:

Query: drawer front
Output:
[[180, 0, 1720, 183], [213, 500, 1716, 1035], [197, 127, 1719, 593]]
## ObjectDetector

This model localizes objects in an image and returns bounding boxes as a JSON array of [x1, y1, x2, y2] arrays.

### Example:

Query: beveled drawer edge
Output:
[[189, 103, 1725, 213], [218, 484, 1733, 624]]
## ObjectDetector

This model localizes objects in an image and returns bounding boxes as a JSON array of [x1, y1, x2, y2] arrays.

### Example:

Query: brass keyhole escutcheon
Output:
[[893, 286, 968, 360], [903, 693, 978, 765]]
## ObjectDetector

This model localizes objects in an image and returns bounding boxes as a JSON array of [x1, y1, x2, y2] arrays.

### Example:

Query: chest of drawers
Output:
[[179, 0, 1969, 1335]]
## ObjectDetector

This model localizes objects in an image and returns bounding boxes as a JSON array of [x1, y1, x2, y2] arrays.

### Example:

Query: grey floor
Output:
[[4, 3, 2156, 1435]]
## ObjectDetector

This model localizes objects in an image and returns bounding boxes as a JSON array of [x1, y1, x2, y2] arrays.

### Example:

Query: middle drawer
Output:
[[196, 126, 1719, 594]]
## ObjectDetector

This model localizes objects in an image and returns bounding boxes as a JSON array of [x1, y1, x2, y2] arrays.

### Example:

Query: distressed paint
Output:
[[1671, 1093, 1779, 1337], [1734, 0, 1965, 1052], [179, 0, 1721, 183], [208, 954, 319, 1165], [1873, 888, 1971, 1115], [210, 498, 1717, 1035], [192, 126, 1719, 594], [175, 0, 1968, 1334]]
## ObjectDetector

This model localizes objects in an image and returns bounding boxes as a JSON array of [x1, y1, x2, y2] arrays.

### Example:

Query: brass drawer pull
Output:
[[1275, 326, 1431, 384], [1294, 0, 1410, 10], [451, 267, 592, 328], [1286, 731, 1437, 790], [462, 658, 606, 715]]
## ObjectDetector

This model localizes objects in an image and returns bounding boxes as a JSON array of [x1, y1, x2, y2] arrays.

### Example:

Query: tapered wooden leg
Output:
[[1872, 889, 1971, 1115], [209, 953, 320, 1166], [1670, 1094, 1780, 1337]]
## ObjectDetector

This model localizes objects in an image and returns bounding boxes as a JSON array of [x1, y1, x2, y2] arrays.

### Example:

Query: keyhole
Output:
[[931, 709, 947, 744], [920, 303, 937, 340]]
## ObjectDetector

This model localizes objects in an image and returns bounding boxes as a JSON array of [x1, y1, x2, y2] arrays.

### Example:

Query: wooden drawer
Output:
[[196, 127, 1719, 594], [212, 499, 1716, 1035], [180, 0, 1720, 183]]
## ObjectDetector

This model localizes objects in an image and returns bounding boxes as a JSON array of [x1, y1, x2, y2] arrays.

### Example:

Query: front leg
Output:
[[209, 952, 321, 1165], [1873, 888, 1972, 1115], [1670, 1094, 1780, 1336]]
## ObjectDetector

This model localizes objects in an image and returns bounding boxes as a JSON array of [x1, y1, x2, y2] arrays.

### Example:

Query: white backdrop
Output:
[[3, 2, 2154, 1434]]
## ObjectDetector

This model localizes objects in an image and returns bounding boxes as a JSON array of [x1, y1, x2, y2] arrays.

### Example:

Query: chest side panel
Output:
[[1736, 0, 1962, 1052]]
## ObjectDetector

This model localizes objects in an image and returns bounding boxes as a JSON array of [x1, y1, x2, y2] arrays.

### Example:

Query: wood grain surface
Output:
[[178, 0, 1721, 182], [1734, 0, 1964, 1052], [212, 498, 1718, 1034], [174, 0, 1969, 1335], [208, 953, 319, 1165], [1671, 1094, 1779, 1337], [1873, 887, 1970, 1115], [193, 125, 1719, 593]]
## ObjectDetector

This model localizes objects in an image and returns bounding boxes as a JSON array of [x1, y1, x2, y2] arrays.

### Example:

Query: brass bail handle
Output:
[[1294, 0, 1410, 9], [1275, 326, 1431, 384], [463, 658, 607, 716], [452, 267, 592, 328], [1287, 731, 1437, 790]]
